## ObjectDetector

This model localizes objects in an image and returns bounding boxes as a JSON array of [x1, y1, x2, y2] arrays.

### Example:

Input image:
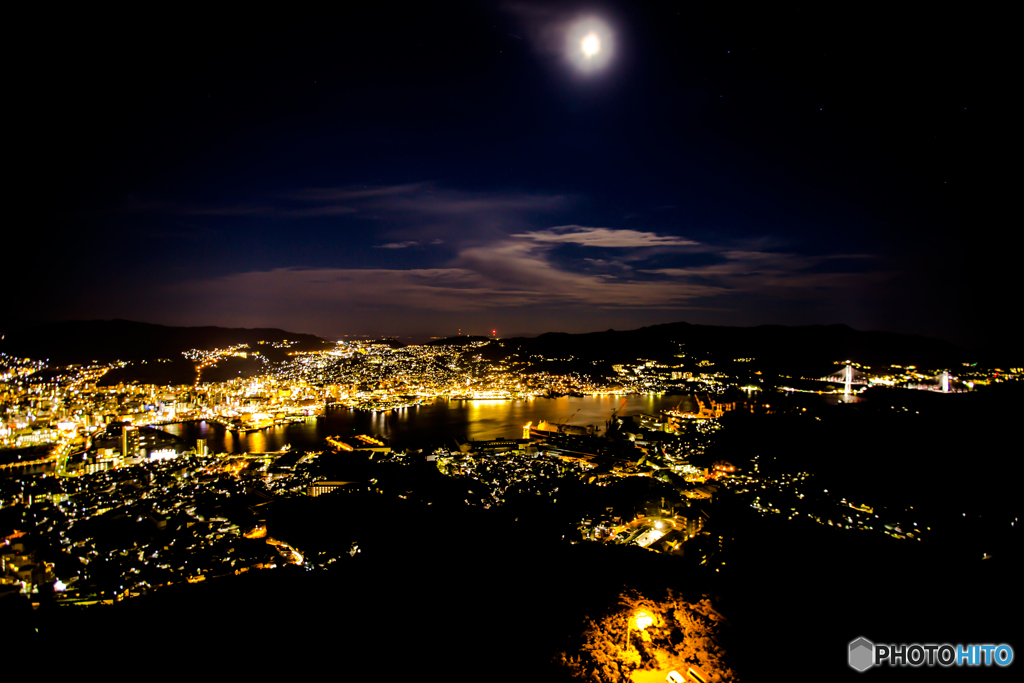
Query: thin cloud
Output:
[[120, 197, 270, 216], [516, 225, 699, 248], [153, 228, 887, 338], [279, 206, 358, 217], [126, 179, 885, 323], [120, 186, 571, 249], [374, 238, 447, 249], [382, 191, 567, 216], [375, 241, 420, 249], [640, 248, 886, 292], [167, 241, 723, 318], [282, 183, 428, 202], [283, 183, 565, 217]]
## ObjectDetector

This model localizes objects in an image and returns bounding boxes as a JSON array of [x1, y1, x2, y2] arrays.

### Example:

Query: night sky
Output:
[[13, 3, 1015, 352]]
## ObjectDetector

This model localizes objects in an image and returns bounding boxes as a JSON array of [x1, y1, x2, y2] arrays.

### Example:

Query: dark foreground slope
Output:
[[11, 469, 1018, 682]]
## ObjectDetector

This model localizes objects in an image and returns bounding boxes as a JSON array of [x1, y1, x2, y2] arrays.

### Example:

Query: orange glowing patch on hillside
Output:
[[244, 525, 268, 539]]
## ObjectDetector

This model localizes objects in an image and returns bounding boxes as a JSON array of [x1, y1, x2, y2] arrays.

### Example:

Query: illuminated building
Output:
[[662, 395, 735, 428], [121, 425, 139, 458], [326, 434, 390, 453], [526, 419, 594, 438], [460, 438, 530, 454], [308, 480, 361, 497]]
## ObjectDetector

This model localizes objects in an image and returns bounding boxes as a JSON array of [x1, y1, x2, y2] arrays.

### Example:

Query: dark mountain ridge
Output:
[[489, 321, 982, 371], [0, 318, 993, 371], [0, 319, 330, 364], [426, 335, 491, 346]]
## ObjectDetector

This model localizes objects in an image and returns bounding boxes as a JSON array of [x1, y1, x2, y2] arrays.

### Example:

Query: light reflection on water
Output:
[[162, 395, 693, 454], [1, 391, 865, 476]]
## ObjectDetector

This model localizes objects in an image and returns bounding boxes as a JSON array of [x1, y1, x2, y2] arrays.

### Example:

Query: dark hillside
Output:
[[1, 319, 330, 364]]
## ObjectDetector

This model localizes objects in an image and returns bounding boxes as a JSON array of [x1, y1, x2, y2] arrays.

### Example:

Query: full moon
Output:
[[566, 17, 613, 73]]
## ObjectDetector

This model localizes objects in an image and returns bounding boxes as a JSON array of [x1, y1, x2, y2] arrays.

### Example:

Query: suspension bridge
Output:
[[820, 364, 953, 394]]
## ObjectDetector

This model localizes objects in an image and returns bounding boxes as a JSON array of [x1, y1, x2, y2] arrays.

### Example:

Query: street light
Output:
[[625, 610, 654, 652]]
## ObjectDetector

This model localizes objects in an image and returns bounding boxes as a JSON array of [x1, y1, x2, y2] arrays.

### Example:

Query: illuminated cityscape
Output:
[[5, 1, 1018, 680], [2, 326, 1019, 679]]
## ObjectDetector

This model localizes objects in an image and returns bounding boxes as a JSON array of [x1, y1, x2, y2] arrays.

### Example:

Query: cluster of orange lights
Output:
[[632, 611, 653, 630], [244, 525, 267, 539]]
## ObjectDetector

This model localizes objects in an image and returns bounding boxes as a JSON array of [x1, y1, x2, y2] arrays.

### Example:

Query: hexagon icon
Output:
[[849, 637, 874, 672]]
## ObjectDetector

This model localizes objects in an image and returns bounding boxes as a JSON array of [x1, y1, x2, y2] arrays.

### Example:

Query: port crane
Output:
[[606, 398, 628, 434]]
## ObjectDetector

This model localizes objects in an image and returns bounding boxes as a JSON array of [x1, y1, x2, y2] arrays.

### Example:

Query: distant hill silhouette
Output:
[[0, 319, 330, 364], [367, 338, 406, 349], [426, 335, 492, 346], [0, 319, 986, 371], [485, 322, 978, 371]]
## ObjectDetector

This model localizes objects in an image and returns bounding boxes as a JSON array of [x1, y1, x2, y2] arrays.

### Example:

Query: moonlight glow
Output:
[[566, 17, 613, 73]]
